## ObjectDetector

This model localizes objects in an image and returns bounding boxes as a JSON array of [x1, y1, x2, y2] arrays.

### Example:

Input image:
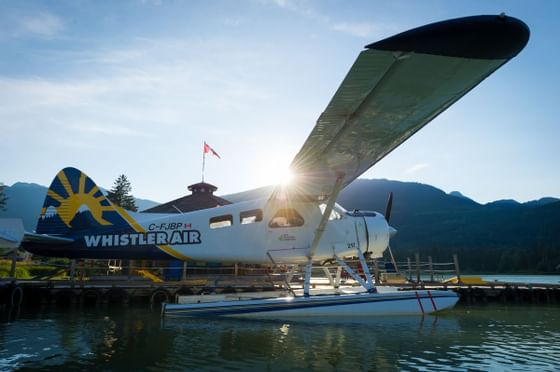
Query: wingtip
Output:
[[366, 14, 530, 60]]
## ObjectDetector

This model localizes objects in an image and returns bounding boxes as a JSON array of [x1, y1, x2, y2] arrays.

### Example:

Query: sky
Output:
[[1, 0, 559, 204]]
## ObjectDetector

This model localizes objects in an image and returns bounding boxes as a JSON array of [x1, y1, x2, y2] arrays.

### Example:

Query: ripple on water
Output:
[[0, 305, 559, 370]]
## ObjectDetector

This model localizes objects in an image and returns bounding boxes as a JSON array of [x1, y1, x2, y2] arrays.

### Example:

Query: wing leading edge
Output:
[[282, 14, 529, 200]]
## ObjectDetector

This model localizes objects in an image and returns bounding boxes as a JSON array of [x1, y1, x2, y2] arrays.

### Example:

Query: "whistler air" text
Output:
[[83, 230, 201, 247]]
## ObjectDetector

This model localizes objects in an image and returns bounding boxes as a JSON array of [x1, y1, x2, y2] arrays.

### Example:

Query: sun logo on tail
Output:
[[41, 169, 113, 228]]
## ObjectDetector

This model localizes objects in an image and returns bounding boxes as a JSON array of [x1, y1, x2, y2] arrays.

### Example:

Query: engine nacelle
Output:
[[364, 213, 391, 258], [348, 211, 391, 258]]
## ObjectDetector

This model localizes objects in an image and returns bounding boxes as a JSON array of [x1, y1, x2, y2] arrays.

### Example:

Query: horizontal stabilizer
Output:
[[0, 218, 25, 255], [23, 233, 74, 245]]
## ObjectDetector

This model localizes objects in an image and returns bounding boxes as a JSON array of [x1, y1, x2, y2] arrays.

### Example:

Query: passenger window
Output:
[[209, 215, 233, 229], [269, 208, 304, 228], [240, 209, 263, 224]]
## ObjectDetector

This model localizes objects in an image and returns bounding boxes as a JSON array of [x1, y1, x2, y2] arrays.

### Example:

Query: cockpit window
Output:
[[318, 203, 343, 220], [268, 208, 304, 228]]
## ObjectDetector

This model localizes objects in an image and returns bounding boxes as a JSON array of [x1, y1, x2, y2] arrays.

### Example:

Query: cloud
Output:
[[263, 0, 294, 9], [17, 12, 64, 39], [261, 0, 394, 39], [70, 124, 150, 138], [140, 0, 163, 5], [0, 24, 337, 199], [405, 163, 431, 175], [331, 22, 378, 38], [0, 36, 277, 157]]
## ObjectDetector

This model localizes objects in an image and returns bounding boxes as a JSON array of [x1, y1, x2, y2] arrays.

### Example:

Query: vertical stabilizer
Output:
[[36, 167, 128, 236]]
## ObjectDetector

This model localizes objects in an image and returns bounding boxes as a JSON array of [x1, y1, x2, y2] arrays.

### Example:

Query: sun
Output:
[[278, 168, 295, 187], [252, 153, 295, 189]]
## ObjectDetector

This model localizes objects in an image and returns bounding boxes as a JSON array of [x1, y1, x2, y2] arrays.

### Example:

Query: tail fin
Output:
[[36, 167, 129, 236]]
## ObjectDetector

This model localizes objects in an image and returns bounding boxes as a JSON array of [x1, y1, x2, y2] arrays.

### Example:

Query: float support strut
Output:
[[334, 254, 376, 293], [356, 248, 376, 290], [303, 258, 313, 297]]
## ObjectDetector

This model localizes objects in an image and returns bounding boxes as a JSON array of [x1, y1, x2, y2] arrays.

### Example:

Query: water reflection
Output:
[[0, 307, 175, 370], [161, 315, 460, 371], [0, 305, 559, 371]]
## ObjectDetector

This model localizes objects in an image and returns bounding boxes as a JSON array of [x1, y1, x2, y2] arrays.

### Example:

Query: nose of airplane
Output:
[[389, 226, 398, 238]]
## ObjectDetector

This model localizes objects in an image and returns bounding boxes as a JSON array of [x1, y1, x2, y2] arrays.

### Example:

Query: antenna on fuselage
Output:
[[172, 205, 184, 214]]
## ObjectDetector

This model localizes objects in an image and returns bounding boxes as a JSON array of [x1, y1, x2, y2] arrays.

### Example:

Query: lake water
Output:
[[1, 302, 559, 371]]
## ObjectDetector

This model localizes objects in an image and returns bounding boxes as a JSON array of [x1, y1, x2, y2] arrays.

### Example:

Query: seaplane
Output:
[[0, 14, 529, 318]]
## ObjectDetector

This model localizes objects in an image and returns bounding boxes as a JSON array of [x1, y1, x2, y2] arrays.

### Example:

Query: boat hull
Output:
[[162, 290, 459, 318]]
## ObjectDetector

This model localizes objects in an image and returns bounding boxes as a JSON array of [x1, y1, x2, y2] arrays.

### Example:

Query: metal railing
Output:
[[337, 254, 460, 285], [2, 253, 462, 286]]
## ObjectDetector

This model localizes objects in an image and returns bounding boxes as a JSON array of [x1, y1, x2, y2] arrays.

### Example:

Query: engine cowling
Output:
[[348, 211, 391, 258]]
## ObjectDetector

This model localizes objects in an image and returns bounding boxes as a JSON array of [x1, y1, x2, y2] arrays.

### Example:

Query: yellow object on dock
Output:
[[136, 270, 164, 283], [443, 276, 487, 285], [380, 272, 408, 284]]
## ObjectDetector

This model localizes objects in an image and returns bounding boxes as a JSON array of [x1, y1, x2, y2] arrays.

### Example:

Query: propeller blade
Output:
[[384, 192, 393, 223]]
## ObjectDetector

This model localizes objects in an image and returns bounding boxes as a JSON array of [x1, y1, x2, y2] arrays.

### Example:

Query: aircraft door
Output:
[[265, 207, 310, 263]]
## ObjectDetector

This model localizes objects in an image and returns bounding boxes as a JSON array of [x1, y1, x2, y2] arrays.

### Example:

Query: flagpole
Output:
[[202, 141, 206, 183]]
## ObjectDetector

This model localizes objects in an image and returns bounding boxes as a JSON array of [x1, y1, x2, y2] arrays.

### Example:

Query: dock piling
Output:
[[407, 257, 412, 281], [415, 253, 421, 284], [428, 256, 434, 282], [9, 251, 17, 280], [453, 254, 461, 283]]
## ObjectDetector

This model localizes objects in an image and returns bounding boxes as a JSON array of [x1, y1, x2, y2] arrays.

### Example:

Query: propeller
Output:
[[384, 192, 399, 273], [384, 191, 393, 223]]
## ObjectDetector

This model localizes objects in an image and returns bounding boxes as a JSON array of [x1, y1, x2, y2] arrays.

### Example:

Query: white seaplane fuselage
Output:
[[127, 198, 390, 263]]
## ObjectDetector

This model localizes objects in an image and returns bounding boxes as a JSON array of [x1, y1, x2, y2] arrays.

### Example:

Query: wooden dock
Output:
[[1, 254, 558, 310], [402, 282, 560, 305], [0, 275, 281, 309], [1, 277, 559, 309]]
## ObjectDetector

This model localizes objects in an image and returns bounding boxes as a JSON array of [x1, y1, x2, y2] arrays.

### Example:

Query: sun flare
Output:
[[278, 168, 295, 187]]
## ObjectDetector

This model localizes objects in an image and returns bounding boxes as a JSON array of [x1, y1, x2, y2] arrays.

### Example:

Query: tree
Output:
[[0, 183, 7, 211], [107, 174, 138, 211]]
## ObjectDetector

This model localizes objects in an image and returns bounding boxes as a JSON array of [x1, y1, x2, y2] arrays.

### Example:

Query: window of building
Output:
[[240, 209, 263, 224], [268, 208, 304, 228], [209, 214, 233, 229]]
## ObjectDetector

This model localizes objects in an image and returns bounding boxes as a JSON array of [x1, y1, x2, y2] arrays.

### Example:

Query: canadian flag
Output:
[[203, 142, 221, 159]]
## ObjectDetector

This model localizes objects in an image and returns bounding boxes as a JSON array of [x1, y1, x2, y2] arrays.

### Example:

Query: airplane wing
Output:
[[281, 15, 529, 200]]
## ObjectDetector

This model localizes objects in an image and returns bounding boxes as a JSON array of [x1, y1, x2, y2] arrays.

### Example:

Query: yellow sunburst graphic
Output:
[[43, 170, 113, 228]]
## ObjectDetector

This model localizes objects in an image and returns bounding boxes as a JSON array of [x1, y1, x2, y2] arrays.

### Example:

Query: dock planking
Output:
[[400, 282, 560, 305], [1, 277, 559, 310], [0, 276, 281, 308]]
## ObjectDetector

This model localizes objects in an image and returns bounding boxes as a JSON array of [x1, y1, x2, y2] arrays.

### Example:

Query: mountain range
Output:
[[1, 179, 559, 273]]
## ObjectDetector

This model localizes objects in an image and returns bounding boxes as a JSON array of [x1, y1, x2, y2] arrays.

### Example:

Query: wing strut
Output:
[[308, 175, 345, 258], [303, 175, 345, 297]]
